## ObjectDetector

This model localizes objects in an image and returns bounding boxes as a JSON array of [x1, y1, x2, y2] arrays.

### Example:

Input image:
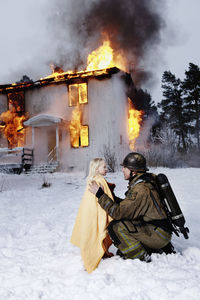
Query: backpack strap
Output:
[[131, 174, 165, 218]]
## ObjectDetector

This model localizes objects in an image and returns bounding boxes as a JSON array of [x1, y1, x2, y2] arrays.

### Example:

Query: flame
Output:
[[69, 106, 89, 147], [41, 37, 127, 81], [40, 64, 73, 81], [86, 39, 126, 71], [0, 109, 27, 148], [78, 83, 88, 104], [68, 83, 88, 106], [128, 99, 143, 150], [69, 106, 82, 148], [80, 125, 89, 147], [86, 40, 114, 71]]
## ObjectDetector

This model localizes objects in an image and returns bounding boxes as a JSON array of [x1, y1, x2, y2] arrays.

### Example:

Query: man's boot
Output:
[[161, 242, 176, 254]]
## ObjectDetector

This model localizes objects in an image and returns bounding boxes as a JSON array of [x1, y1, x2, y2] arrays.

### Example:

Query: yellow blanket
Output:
[[70, 175, 114, 273]]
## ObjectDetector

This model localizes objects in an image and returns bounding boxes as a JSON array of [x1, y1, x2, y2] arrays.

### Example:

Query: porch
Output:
[[24, 114, 63, 165]]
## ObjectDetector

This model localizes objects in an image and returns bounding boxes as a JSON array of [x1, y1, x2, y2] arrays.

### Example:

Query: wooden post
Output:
[[56, 124, 59, 161], [32, 127, 35, 148]]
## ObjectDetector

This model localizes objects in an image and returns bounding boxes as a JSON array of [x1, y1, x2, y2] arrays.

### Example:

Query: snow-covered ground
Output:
[[0, 168, 199, 300]]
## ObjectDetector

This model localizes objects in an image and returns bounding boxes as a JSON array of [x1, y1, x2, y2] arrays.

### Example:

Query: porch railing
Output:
[[21, 148, 34, 170], [47, 146, 57, 163]]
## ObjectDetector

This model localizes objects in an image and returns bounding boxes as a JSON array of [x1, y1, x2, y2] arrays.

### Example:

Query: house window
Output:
[[68, 83, 88, 106], [70, 125, 89, 148], [80, 125, 89, 147], [8, 91, 25, 114], [4, 91, 26, 148]]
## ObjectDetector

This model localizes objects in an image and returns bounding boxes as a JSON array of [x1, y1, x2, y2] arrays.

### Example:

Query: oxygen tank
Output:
[[157, 173, 189, 239]]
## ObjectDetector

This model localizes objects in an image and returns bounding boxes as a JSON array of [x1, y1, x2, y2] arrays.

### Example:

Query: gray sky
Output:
[[152, 0, 200, 101], [0, 0, 199, 103]]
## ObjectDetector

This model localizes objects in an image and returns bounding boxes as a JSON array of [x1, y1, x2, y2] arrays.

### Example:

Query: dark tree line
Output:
[[136, 63, 200, 167], [158, 63, 200, 153]]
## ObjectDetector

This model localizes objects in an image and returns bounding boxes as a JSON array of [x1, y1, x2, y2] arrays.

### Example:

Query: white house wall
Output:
[[60, 72, 130, 172], [88, 73, 129, 163], [22, 72, 130, 172], [25, 84, 68, 119]]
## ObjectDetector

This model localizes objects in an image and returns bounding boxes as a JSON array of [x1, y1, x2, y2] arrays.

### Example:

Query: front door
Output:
[[47, 127, 56, 162], [34, 125, 56, 164]]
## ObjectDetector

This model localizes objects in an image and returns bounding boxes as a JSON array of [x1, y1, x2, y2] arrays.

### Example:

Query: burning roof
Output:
[[0, 67, 128, 94], [0, 38, 131, 94]]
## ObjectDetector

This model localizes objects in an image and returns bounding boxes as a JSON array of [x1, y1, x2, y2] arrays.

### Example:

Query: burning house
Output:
[[0, 41, 143, 173]]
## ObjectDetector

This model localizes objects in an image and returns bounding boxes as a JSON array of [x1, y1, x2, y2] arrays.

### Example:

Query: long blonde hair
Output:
[[87, 158, 105, 181]]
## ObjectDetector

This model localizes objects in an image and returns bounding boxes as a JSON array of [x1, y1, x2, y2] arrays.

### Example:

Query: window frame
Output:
[[68, 82, 88, 107]]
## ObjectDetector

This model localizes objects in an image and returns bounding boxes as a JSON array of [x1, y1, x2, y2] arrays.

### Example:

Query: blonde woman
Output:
[[70, 158, 114, 273]]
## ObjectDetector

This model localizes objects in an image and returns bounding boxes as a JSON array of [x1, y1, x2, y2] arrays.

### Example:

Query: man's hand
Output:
[[89, 181, 104, 195]]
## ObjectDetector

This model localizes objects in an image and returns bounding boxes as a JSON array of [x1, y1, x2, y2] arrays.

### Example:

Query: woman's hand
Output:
[[89, 181, 104, 195]]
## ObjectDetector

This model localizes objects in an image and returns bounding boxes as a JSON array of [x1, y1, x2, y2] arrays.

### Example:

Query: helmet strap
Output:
[[130, 170, 137, 178]]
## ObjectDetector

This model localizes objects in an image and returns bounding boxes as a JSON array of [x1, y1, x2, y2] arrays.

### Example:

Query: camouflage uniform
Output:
[[97, 172, 172, 260]]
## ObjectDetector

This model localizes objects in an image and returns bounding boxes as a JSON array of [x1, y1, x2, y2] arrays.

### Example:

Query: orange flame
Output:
[[80, 125, 89, 147], [69, 106, 82, 148], [0, 109, 27, 148], [128, 99, 143, 150], [86, 39, 126, 71], [69, 106, 89, 147], [40, 64, 73, 81], [86, 40, 114, 71], [42, 37, 127, 81]]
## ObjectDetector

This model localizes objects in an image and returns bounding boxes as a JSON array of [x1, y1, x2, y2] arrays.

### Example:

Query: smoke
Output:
[[135, 115, 157, 150], [48, 0, 166, 86]]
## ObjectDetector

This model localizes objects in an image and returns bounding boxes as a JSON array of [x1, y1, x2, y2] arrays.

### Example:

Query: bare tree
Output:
[[137, 125, 184, 168], [101, 144, 117, 172]]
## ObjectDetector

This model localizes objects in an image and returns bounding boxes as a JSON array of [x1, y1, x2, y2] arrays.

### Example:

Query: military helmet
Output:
[[121, 152, 149, 171]]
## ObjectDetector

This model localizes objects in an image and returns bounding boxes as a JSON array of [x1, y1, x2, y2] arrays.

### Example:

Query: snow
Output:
[[24, 114, 63, 127], [0, 168, 200, 300]]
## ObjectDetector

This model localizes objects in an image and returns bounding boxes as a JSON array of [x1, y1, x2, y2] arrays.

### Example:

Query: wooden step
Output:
[[25, 162, 59, 174]]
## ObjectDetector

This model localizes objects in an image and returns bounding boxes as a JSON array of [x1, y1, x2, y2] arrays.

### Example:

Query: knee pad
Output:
[[107, 220, 121, 246]]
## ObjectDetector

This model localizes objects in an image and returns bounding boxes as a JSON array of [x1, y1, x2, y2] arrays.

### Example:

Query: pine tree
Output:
[[134, 89, 158, 120], [159, 71, 190, 151], [182, 63, 200, 150]]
